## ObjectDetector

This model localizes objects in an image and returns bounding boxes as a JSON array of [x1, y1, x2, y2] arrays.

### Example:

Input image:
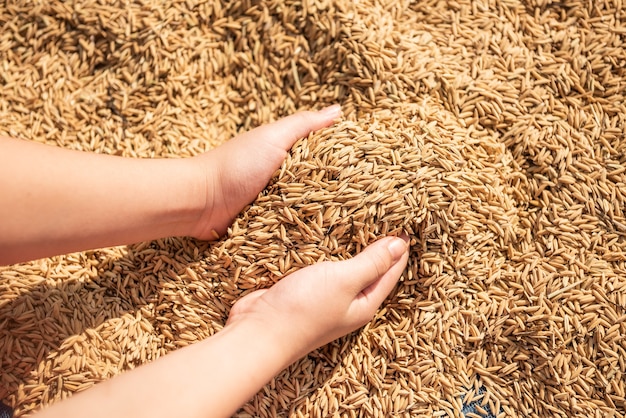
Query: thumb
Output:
[[250, 104, 342, 151], [342, 235, 410, 301]]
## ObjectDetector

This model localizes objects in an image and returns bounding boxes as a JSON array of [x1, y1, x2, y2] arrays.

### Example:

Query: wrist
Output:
[[225, 314, 305, 369], [159, 157, 211, 238]]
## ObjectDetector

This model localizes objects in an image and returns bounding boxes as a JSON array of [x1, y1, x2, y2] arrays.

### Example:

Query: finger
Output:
[[357, 245, 409, 306], [342, 235, 410, 296], [249, 104, 342, 151]]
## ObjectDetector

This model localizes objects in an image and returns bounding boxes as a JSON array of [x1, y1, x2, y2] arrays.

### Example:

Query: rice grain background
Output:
[[1, 0, 626, 417]]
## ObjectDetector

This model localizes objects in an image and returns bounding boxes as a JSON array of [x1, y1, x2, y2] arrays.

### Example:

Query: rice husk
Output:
[[1, 0, 626, 416]]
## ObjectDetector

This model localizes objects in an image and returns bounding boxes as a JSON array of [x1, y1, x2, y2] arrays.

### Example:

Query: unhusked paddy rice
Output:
[[1, 0, 626, 417]]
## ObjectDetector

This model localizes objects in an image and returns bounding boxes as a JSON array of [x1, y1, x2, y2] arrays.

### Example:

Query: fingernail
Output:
[[318, 104, 342, 119], [388, 237, 408, 261]]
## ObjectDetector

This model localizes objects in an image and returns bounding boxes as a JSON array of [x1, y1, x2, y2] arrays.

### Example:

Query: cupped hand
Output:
[[226, 235, 410, 362], [188, 105, 342, 240]]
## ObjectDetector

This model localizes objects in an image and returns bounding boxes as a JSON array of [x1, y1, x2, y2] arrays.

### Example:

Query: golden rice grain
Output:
[[2, 0, 626, 416]]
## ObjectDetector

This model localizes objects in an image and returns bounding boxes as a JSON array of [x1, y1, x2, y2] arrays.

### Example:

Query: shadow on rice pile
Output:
[[1, 0, 625, 417]]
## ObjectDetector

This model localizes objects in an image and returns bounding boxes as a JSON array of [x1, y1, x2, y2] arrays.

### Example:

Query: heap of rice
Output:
[[1, 0, 625, 416]]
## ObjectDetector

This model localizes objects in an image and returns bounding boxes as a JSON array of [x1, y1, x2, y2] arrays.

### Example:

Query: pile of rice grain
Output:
[[1, 0, 626, 417]]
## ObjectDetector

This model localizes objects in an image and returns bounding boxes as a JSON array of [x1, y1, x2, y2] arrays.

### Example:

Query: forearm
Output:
[[0, 136, 204, 265], [32, 321, 293, 418]]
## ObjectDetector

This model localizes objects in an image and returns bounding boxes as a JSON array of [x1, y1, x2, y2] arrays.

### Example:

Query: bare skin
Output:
[[1, 105, 410, 418], [0, 105, 342, 264], [32, 236, 409, 418]]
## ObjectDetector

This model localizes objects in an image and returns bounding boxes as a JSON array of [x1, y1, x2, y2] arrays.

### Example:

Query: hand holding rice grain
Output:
[[3, 102, 413, 418], [187, 104, 342, 240], [0, 106, 340, 265], [226, 234, 410, 362], [32, 235, 410, 418], [4, 0, 626, 416]]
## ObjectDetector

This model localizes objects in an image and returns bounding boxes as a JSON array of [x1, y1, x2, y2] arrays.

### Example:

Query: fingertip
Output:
[[318, 104, 342, 120], [265, 107, 341, 151], [346, 236, 405, 293], [362, 234, 409, 264], [399, 232, 410, 244], [387, 236, 409, 262], [365, 234, 410, 279]]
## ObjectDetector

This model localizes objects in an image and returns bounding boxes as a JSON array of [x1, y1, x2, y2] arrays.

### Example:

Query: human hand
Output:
[[226, 235, 410, 363], [188, 105, 342, 240]]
